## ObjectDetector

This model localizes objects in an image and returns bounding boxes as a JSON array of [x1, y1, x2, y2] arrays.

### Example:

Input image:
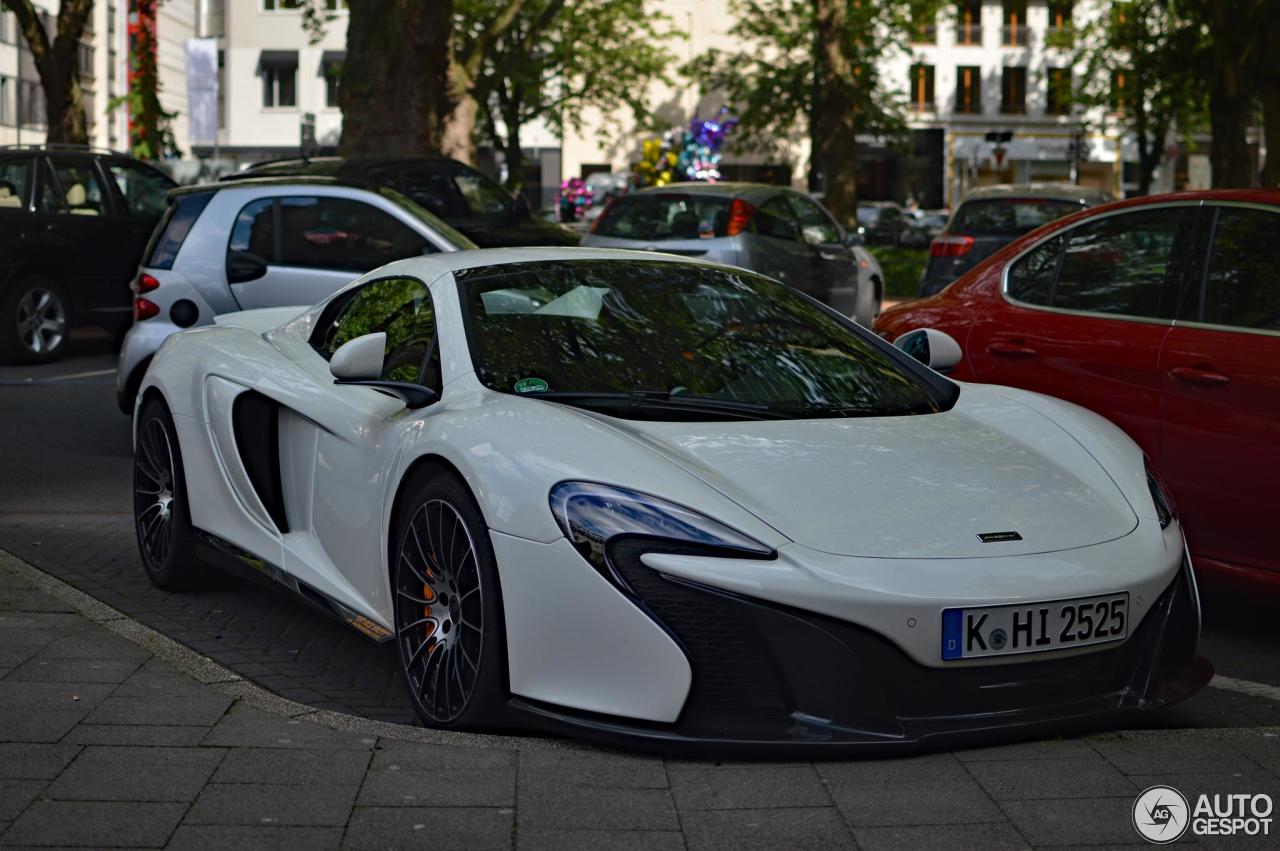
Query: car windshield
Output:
[[457, 260, 943, 421], [856, 206, 880, 226], [951, 199, 1081, 235], [375, 187, 477, 250], [592, 194, 732, 241]]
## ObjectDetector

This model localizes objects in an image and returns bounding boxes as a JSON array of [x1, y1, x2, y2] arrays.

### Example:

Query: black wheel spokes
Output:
[[134, 419, 177, 568], [395, 499, 484, 724]]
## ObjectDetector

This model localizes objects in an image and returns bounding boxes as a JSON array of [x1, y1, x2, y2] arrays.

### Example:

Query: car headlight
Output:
[[549, 482, 772, 580], [1144, 457, 1176, 529]]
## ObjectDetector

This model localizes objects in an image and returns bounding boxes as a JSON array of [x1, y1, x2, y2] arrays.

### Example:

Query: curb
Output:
[[5, 547, 1280, 752], [0, 548, 576, 753]]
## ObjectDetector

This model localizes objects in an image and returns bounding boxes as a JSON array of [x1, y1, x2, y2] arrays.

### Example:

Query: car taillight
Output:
[[134, 297, 159, 321], [929, 234, 975, 257], [726, 198, 757, 236], [135, 273, 160, 294]]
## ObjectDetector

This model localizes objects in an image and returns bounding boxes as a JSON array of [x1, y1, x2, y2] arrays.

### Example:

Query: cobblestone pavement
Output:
[[5, 550, 1280, 850]]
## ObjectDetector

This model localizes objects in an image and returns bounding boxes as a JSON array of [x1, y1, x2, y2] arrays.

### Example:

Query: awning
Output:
[[259, 50, 298, 68]]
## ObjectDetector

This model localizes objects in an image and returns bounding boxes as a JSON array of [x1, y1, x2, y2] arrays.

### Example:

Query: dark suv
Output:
[[233, 157, 579, 249], [0, 145, 176, 363], [918, 184, 1112, 297]]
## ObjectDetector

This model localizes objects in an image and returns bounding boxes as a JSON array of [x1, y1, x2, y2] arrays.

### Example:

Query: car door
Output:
[[1158, 202, 1280, 576], [29, 155, 122, 325], [967, 205, 1194, 456], [787, 192, 857, 314], [747, 194, 811, 293], [225, 194, 434, 310], [0, 154, 37, 280], [102, 157, 176, 285], [278, 275, 444, 617]]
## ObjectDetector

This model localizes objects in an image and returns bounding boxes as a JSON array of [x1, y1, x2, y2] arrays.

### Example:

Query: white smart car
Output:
[[132, 248, 1208, 752]]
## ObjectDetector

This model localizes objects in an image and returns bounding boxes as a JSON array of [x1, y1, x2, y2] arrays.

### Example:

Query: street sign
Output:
[[301, 112, 318, 159]]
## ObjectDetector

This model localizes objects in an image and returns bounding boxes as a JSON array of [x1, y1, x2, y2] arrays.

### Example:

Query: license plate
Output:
[[941, 593, 1129, 660]]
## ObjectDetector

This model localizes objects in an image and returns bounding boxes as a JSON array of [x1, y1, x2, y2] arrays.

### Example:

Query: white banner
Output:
[[185, 38, 219, 146]]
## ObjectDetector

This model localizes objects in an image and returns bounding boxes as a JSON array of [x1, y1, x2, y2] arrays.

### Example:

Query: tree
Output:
[[1, 0, 93, 144], [334, 1, 457, 157], [686, 0, 934, 225], [1067, 1, 1207, 195], [1182, 0, 1267, 187], [469, 0, 675, 193]]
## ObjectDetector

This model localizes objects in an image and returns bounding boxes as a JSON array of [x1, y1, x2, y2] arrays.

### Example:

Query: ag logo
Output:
[[1133, 785, 1190, 844]]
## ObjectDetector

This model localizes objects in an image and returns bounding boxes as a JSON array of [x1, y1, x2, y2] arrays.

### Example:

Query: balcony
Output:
[[912, 23, 937, 44], [1002, 25, 1030, 47], [910, 99, 936, 114], [956, 23, 982, 46], [1045, 25, 1074, 48]]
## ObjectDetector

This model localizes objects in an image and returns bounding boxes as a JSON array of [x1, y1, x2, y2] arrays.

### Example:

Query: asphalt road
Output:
[[3, 335, 1280, 729]]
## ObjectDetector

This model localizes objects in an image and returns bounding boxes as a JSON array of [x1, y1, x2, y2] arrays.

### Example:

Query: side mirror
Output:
[[330, 331, 438, 409], [894, 328, 962, 373], [330, 332, 385, 381], [226, 251, 268, 284]]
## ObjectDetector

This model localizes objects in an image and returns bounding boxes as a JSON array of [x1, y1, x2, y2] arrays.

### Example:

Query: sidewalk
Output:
[[4, 550, 1280, 850]]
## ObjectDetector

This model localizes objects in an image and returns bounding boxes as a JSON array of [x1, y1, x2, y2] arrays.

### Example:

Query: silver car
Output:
[[115, 176, 473, 412], [580, 182, 881, 325]]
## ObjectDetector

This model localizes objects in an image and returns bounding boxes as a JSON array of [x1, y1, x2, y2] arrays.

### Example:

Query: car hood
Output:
[[588, 385, 1138, 559]]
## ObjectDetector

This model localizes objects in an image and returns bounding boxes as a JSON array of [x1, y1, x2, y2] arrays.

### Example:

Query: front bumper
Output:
[[508, 549, 1209, 755]]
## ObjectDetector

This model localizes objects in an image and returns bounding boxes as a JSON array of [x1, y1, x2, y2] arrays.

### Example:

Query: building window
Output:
[[261, 52, 298, 108], [1046, 68, 1072, 115], [1111, 69, 1129, 114], [955, 65, 982, 114], [324, 0, 348, 9], [956, 1, 981, 46], [912, 10, 936, 44], [1001, 67, 1026, 114], [910, 64, 935, 112], [0, 77, 10, 126], [322, 52, 344, 108], [1047, 0, 1073, 40], [1002, 1, 1028, 46], [0, 11, 14, 44], [263, 0, 303, 9]]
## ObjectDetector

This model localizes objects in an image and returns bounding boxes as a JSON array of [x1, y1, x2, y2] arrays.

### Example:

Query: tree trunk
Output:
[[442, 91, 478, 164], [338, 0, 455, 157], [2, 0, 92, 145], [1263, 87, 1280, 186], [500, 99, 525, 193], [1203, 4, 1256, 187], [812, 0, 858, 224]]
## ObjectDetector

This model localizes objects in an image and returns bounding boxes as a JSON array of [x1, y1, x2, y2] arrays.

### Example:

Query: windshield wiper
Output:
[[521, 388, 787, 420]]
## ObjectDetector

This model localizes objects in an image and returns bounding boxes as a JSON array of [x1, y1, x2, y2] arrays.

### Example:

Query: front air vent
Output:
[[231, 391, 289, 533]]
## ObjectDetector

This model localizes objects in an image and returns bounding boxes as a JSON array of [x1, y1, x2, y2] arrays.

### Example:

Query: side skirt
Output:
[[193, 529, 393, 643]]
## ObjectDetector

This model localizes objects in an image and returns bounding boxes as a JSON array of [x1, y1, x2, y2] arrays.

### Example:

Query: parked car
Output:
[[580, 182, 881, 325], [876, 189, 1280, 589], [856, 201, 910, 246], [115, 176, 474, 413], [0, 144, 176, 363], [234, 157, 579, 248], [900, 210, 949, 249], [133, 247, 1206, 748], [918, 184, 1112, 297]]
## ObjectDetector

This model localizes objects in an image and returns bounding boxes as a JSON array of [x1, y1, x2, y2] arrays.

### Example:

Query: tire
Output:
[[0, 276, 69, 364], [391, 469, 507, 730], [133, 398, 204, 590]]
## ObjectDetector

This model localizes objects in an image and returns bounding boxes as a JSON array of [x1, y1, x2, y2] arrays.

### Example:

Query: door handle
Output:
[[1168, 365, 1230, 388], [987, 341, 1037, 359], [44, 223, 67, 234]]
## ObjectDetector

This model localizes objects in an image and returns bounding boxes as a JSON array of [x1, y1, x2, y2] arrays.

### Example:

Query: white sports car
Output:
[[132, 247, 1209, 751]]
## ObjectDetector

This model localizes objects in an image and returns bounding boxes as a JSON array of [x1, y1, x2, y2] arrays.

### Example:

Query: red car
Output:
[[877, 190, 1280, 588]]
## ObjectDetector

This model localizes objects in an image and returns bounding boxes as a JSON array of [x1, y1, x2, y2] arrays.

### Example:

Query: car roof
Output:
[[234, 156, 468, 178], [631, 181, 786, 201], [173, 174, 385, 197], [358, 246, 724, 283], [959, 183, 1114, 205]]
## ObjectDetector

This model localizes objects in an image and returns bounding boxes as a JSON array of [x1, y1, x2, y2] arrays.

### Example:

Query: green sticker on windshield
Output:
[[514, 377, 549, 394]]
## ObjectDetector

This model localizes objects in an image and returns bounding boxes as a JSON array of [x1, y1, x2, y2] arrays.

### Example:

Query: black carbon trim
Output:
[[230, 391, 288, 533]]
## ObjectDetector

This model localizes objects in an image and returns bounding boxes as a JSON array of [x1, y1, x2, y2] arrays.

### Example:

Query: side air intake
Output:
[[231, 391, 289, 533]]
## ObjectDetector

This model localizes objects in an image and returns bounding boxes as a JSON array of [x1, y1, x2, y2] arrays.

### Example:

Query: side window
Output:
[[1006, 235, 1064, 306], [0, 156, 32, 208], [43, 158, 109, 216], [107, 161, 174, 219], [1203, 206, 1280, 332], [146, 191, 214, 270], [315, 277, 441, 388], [1052, 208, 1182, 318], [399, 169, 460, 218], [452, 170, 511, 217], [228, 198, 277, 261], [755, 196, 799, 241], [278, 196, 428, 272], [788, 194, 841, 245]]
